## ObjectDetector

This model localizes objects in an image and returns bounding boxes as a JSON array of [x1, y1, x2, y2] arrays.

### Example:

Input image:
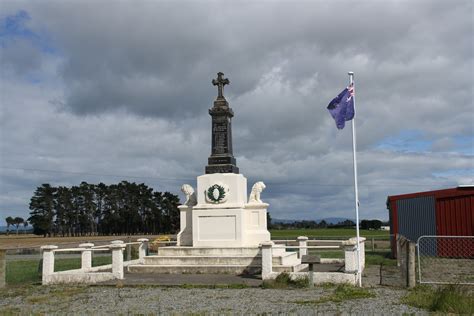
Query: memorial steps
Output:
[[127, 246, 306, 275]]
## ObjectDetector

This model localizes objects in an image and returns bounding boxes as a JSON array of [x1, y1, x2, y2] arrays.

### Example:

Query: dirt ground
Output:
[[0, 234, 164, 249]]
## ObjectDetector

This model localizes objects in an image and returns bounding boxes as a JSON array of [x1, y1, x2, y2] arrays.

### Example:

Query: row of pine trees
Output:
[[28, 181, 180, 237]]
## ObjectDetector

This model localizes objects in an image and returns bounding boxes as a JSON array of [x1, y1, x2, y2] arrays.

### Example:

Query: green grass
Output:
[[6, 256, 113, 285], [270, 228, 390, 239], [402, 285, 474, 314], [262, 272, 309, 289], [6, 260, 41, 285], [306, 249, 396, 266], [294, 284, 375, 305]]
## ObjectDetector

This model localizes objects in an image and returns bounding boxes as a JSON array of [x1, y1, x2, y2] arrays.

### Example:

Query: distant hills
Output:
[[272, 217, 354, 225]]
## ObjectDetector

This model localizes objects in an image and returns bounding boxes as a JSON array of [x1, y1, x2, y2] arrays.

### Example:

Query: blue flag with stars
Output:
[[327, 85, 355, 129]]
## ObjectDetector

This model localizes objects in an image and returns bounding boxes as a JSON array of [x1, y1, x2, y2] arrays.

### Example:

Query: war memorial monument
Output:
[[39, 73, 364, 285]]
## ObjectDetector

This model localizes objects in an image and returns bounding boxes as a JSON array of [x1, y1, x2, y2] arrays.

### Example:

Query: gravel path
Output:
[[1, 285, 427, 315]]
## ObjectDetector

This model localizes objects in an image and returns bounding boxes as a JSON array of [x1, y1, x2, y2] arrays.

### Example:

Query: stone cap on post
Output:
[[40, 245, 58, 251], [137, 238, 149, 243], [260, 241, 274, 248], [109, 240, 126, 249], [297, 236, 309, 241], [341, 237, 366, 246], [79, 243, 94, 248]]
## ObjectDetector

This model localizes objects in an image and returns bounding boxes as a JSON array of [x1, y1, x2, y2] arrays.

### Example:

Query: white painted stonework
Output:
[[177, 173, 271, 247], [195, 173, 247, 209], [177, 205, 193, 246]]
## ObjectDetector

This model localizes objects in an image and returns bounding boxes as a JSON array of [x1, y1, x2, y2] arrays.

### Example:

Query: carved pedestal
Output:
[[178, 173, 271, 247]]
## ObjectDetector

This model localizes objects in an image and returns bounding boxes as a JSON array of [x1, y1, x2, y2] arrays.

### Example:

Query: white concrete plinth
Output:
[[187, 173, 271, 247], [177, 205, 193, 246], [195, 173, 247, 208]]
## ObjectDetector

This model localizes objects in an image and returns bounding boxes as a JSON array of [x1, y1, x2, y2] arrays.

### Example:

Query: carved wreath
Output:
[[205, 184, 228, 204]]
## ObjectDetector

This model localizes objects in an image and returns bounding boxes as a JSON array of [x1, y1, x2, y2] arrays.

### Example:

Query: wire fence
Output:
[[417, 235, 474, 285]]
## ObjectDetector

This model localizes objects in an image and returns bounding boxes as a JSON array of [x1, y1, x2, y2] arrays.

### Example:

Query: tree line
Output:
[[4, 216, 29, 234], [28, 181, 180, 237], [271, 219, 386, 230]]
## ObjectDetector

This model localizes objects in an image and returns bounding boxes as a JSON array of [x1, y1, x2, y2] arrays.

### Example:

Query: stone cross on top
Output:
[[212, 72, 229, 100]]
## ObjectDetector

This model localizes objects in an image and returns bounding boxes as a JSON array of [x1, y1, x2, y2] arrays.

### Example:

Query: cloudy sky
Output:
[[1, 0, 473, 223]]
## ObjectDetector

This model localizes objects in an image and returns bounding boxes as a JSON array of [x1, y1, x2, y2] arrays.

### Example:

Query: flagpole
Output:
[[348, 71, 362, 287]]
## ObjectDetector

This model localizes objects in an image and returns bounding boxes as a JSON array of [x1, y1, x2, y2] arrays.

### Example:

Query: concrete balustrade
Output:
[[342, 237, 366, 273], [260, 236, 366, 286], [297, 236, 308, 258], [0, 249, 6, 288], [260, 241, 273, 280], [79, 243, 94, 271], [40, 239, 146, 285], [41, 245, 58, 285], [138, 238, 149, 263], [110, 240, 126, 279]]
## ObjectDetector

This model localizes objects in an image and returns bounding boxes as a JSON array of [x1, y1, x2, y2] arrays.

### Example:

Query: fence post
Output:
[[407, 241, 416, 288], [41, 245, 58, 285], [0, 249, 6, 288], [79, 243, 94, 271], [396, 234, 401, 266], [126, 236, 132, 261], [110, 240, 126, 279], [342, 237, 366, 274], [371, 238, 375, 252], [297, 236, 308, 258], [138, 238, 149, 263], [261, 242, 273, 280]]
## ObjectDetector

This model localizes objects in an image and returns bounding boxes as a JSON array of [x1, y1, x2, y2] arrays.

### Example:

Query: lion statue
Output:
[[181, 184, 197, 206], [248, 181, 266, 204]]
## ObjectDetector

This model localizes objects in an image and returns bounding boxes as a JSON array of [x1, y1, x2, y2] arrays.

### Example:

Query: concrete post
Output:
[[261, 242, 273, 280], [297, 236, 308, 258], [0, 249, 6, 288], [79, 243, 94, 271], [138, 238, 149, 263], [407, 241, 416, 288], [40, 245, 58, 284], [177, 205, 193, 246], [342, 237, 366, 273], [343, 242, 357, 273], [359, 237, 366, 270], [126, 236, 132, 261], [110, 240, 126, 279]]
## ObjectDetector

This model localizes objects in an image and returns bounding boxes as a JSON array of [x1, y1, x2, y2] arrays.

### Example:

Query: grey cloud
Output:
[[0, 0, 472, 221]]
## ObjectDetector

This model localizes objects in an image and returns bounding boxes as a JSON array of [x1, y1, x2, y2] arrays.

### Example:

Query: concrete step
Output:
[[143, 252, 299, 266], [127, 264, 261, 275], [273, 263, 308, 273], [128, 264, 304, 275], [156, 247, 261, 256], [143, 256, 260, 266]]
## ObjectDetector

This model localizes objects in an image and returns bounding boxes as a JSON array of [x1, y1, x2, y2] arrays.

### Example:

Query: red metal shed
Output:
[[386, 186, 474, 257]]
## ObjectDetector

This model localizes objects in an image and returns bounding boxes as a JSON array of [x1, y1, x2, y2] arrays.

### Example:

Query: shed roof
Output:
[[386, 186, 474, 206]]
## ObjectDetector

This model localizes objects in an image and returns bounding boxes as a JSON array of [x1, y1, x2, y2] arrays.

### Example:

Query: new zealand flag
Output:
[[327, 85, 355, 129]]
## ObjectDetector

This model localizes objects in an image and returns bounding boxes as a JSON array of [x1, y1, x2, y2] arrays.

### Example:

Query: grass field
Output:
[[0, 234, 162, 249], [6, 256, 112, 285], [270, 228, 390, 239]]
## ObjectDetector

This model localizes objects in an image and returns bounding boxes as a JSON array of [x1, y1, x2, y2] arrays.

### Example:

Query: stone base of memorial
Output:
[[188, 173, 270, 247]]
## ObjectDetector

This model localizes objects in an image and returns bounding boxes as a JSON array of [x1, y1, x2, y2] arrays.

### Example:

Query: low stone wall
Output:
[[265, 271, 357, 285], [261, 236, 366, 286], [41, 240, 148, 285]]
